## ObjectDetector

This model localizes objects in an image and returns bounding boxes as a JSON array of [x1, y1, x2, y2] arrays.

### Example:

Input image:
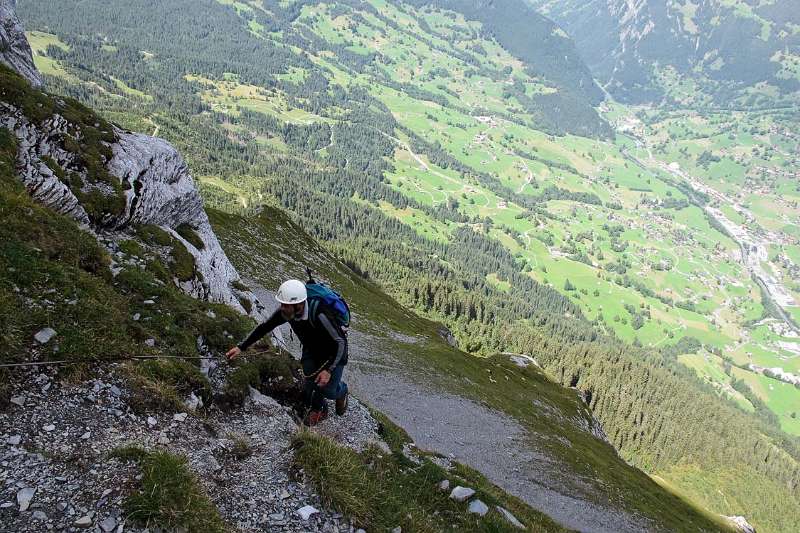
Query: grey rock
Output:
[[110, 385, 122, 396], [468, 499, 489, 516], [17, 487, 35, 512], [391, 528, 402, 533], [80, 431, 91, 440], [144, 338, 156, 347], [297, 505, 319, 521], [0, 502, 13, 509], [107, 131, 262, 317], [34, 327, 57, 344], [449, 486, 475, 502], [173, 412, 188, 422], [99, 515, 117, 532], [157, 433, 171, 445], [438, 479, 450, 491], [10, 395, 24, 407], [142, 300, 155, 305], [43, 424, 55, 432], [206, 310, 216, 319], [185, 392, 203, 411], [206, 455, 221, 472], [146, 416, 157, 427], [132, 313, 141, 321], [32, 510, 48, 521], [7, 435, 21, 446], [74, 515, 93, 528], [56, 502, 68, 512], [496, 506, 525, 529], [0, 0, 43, 87], [249, 386, 280, 409]]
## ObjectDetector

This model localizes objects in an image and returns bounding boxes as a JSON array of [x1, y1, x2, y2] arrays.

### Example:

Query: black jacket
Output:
[[237, 304, 347, 370]]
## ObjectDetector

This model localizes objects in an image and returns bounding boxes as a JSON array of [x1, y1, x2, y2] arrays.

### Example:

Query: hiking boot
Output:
[[304, 408, 328, 427], [335, 390, 349, 416]]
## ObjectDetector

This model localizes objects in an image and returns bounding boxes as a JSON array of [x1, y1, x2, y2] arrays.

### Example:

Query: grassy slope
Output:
[[210, 206, 731, 532]]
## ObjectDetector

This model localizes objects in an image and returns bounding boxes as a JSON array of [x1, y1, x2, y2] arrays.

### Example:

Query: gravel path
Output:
[[345, 329, 652, 533]]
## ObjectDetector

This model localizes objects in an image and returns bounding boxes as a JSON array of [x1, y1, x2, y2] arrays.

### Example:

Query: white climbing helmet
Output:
[[275, 279, 307, 304]]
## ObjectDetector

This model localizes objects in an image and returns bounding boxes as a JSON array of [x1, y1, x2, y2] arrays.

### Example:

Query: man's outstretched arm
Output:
[[226, 310, 286, 359]]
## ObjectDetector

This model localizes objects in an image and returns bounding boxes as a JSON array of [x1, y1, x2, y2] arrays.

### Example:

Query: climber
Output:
[[225, 279, 349, 426]]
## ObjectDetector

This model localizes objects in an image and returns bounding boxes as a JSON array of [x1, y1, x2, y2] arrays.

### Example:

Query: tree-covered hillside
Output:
[[15, 0, 800, 530]]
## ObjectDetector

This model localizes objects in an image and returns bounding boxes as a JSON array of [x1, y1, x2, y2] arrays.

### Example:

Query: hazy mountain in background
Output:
[[529, 0, 800, 106]]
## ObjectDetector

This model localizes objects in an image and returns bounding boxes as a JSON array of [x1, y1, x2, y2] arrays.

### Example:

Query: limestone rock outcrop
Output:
[[0, 1, 263, 317], [0, 0, 42, 88]]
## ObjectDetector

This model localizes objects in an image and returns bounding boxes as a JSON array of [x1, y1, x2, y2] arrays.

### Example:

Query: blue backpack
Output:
[[305, 270, 351, 331]]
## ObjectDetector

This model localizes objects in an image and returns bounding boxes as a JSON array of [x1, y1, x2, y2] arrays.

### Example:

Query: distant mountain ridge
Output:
[[529, 0, 800, 106]]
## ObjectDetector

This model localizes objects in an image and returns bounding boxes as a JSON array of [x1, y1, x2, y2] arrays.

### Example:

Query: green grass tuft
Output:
[[176, 222, 205, 250], [292, 429, 568, 532], [123, 359, 211, 412], [123, 450, 227, 532], [221, 349, 301, 406]]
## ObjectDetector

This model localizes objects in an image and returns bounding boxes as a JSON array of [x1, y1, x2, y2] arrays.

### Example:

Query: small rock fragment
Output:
[[449, 486, 475, 502], [34, 327, 57, 344], [32, 510, 48, 521], [391, 528, 402, 533], [43, 424, 55, 432], [438, 479, 450, 491], [496, 506, 525, 529], [146, 416, 157, 427], [297, 505, 319, 521], [99, 515, 117, 532], [144, 338, 155, 347], [110, 385, 122, 397], [468, 499, 489, 516], [132, 313, 141, 321], [17, 487, 35, 512], [10, 396, 25, 407], [81, 431, 91, 440], [185, 392, 203, 411], [173, 412, 188, 422], [7, 435, 21, 446], [74, 515, 93, 528], [280, 489, 291, 500]]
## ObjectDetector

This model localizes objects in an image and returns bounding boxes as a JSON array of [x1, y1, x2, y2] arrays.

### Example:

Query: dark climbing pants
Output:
[[303, 358, 347, 411]]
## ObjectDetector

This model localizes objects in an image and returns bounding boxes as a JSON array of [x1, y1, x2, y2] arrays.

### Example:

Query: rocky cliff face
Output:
[[0, 2, 263, 317], [0, 0, 41, 88]]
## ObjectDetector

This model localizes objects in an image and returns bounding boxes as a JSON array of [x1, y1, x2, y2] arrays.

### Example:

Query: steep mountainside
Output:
[[0, 9, 583, 532], [13, 0, 800, 531], [528, 0, 800, 106]]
